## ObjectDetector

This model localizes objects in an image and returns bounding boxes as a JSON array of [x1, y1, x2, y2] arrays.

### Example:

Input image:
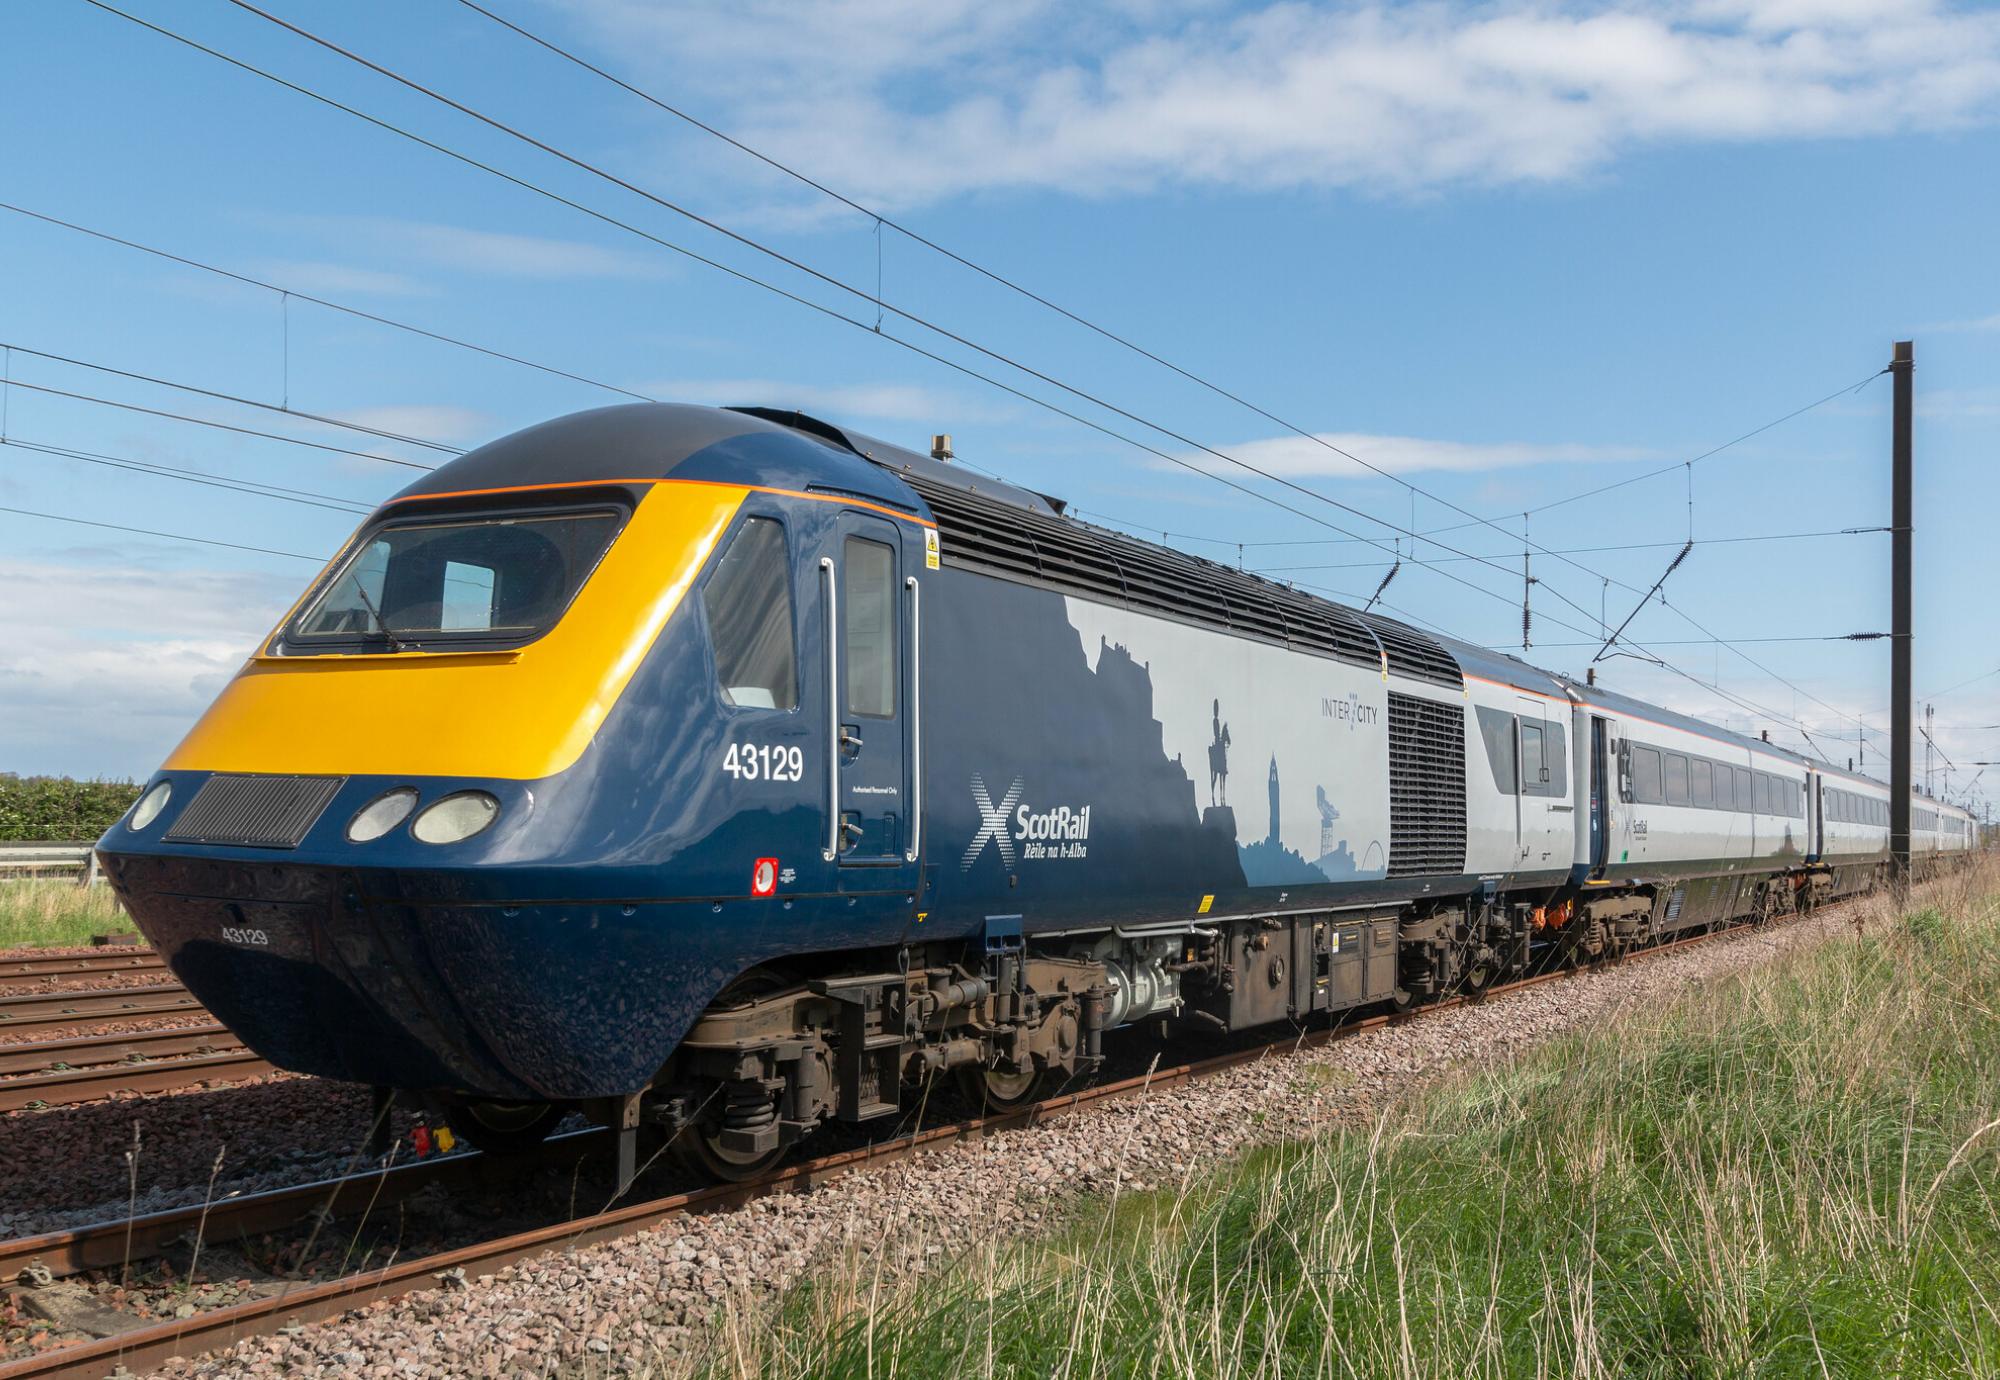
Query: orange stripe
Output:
[[743, 483, 935, 527], [381, 476, 937, 527]]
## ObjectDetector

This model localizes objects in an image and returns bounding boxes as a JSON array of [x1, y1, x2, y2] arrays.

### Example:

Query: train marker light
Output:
[[752, 857, 778, 897], [129, 781, 173, 831], [412, 791, 501, 844], [347, 787, 418, 843]]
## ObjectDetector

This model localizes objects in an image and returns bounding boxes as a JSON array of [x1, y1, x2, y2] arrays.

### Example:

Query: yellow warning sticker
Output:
[[1197, 894, 1214, 915], [1330, 930, 1342, 954], [924, 528, 940, 570]]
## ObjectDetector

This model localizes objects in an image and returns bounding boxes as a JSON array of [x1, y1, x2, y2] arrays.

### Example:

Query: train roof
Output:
[[411, 405, 1977, 821]]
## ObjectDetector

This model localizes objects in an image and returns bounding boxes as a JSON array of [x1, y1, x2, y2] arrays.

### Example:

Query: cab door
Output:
[[1516, 696, 1561, 867], [823, 513, 913, 868]]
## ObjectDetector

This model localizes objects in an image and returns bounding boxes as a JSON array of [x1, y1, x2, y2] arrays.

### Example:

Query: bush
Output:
[[0, 776, 142, 842]]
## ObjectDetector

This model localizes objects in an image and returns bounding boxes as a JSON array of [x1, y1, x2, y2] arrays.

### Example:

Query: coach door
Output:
[[1516, 697, 1560, 867], [820, 513, 915, 869], [1589, 716, 1609, 872]]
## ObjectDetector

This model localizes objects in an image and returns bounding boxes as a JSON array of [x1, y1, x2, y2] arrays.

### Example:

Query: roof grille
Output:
[[900, 473, 1461, 680], [1386, 693, 1466, 878], [164, 774, 346, 849]]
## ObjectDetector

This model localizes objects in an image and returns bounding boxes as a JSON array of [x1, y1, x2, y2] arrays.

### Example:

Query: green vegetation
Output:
[[700, 868, 2000, 1380], [0, 879, 131, 949], [0, 775, 140, 842]]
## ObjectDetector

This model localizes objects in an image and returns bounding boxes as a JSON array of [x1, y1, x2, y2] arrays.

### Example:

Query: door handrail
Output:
[[905, 574, 920, 863], [820, 555, 840, 862]]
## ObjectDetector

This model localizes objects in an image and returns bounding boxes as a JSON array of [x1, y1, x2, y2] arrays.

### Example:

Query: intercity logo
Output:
[[961, 773, 1092, 871]]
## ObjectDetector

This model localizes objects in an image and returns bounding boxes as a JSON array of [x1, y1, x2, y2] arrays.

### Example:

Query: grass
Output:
[[0, 879, 132, 949], [685, 864, 2000, 1380]]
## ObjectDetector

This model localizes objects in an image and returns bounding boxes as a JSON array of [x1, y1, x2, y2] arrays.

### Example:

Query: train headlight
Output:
[[347, 787, 419, 843], [128, 781, 172, 832], [411, 791, 501, 845]]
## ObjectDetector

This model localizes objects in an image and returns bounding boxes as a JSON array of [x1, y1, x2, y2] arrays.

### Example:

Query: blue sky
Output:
[[1, 0, 1996, 811]]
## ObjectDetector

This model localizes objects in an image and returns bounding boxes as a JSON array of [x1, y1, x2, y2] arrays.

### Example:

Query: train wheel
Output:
[[436, 1098, 563, 1155], [673, 968, 792, 1183], [956, 1062, 1046, 1113], [676, 1084, 788, 1183]]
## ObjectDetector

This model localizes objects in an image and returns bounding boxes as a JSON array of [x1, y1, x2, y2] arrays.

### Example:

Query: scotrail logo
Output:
[[961, 773, 1092, 871], [962, 773, 1025, 872]]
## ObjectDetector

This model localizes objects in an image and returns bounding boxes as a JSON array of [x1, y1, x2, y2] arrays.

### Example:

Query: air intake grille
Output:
[[164, 774, 346, 849], [900, 471, 1463, 683], [1358, 613, 1464, 689], [1386, 693, 1466, 877]]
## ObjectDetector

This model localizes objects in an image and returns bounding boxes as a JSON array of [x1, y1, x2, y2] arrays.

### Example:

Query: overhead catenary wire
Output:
[[216, 0, 1781, 671], [52, 1, 1906, 756], [0, 341, 463, 454], [0, 502, 325, 561], [452, 0, 1889, 681], [0, 377, 436, 471], [1251, 526, 1884, 572], [0, 201, 657, 404], [79, 0, 1704, 660], [447, 0, 1915, 722], [0, 436, 376, 515]]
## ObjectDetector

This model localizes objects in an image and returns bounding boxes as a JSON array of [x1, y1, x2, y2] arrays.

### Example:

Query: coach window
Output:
[[1664, 753, 1689, 806], [1545, 722, 1567, 794], [1691, 759, 1713, 808], [702, 517, 797, 710], [1753, 773, 1771, 814], [1476, 707, 1517, 794], [1631, 746, 1663, 804], [1714, 764, 1734, 811], [1520, 721, 1546, 794], [843, 536, 897, 717], [1736, 767, 1753, 812]]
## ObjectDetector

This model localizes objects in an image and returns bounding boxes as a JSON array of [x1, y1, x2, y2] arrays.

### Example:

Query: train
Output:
[[96, 402, 1978, 1180]]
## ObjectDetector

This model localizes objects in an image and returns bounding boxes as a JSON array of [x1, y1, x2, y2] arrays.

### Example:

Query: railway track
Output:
[[0, 963, 274, 1109], [0, 892, 1872, 1380], [0, 954, 166, 993]]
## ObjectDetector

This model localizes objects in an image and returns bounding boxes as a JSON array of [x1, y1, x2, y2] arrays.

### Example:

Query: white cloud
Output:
[[287, 214, 675, 281], [329, 405, 494, 445], [249, 260, 434, 298], [0, 555, 301, 778], [1925, 311, 2000, 333], [555, 0, 2000, 206], [1179, 431, 1656, 479]]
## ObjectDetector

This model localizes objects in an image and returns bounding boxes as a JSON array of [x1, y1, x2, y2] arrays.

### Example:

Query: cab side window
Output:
[[702, 517, 798, 710]]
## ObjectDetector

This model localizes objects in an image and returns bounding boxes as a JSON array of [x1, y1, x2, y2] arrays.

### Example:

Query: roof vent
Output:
[[930, 433, 954, 462]]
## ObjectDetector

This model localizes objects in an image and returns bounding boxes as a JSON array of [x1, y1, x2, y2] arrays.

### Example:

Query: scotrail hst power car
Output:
[[96, 403, 1977, 1179]]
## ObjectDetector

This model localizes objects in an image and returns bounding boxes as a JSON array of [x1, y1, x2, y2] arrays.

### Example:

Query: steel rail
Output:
[[0, 886, 1905, 1380], [0, 954, 166, 993], [0, 1023, 241, 1077], [0, 1128, 612, 1283], [0, 1050, 277, 1112], [0, 985, 194, 1024]]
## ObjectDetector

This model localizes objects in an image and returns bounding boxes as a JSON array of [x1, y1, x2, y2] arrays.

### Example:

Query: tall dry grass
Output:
[[0, 878, 131, 949], [679, 863, 2000, 1380]]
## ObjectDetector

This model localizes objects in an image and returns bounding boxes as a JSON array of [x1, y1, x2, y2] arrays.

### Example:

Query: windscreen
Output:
[[289, 508, 622, 651]]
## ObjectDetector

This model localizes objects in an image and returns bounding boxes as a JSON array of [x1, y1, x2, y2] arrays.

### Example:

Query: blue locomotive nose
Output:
[[102, 850, 738, 1101]]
